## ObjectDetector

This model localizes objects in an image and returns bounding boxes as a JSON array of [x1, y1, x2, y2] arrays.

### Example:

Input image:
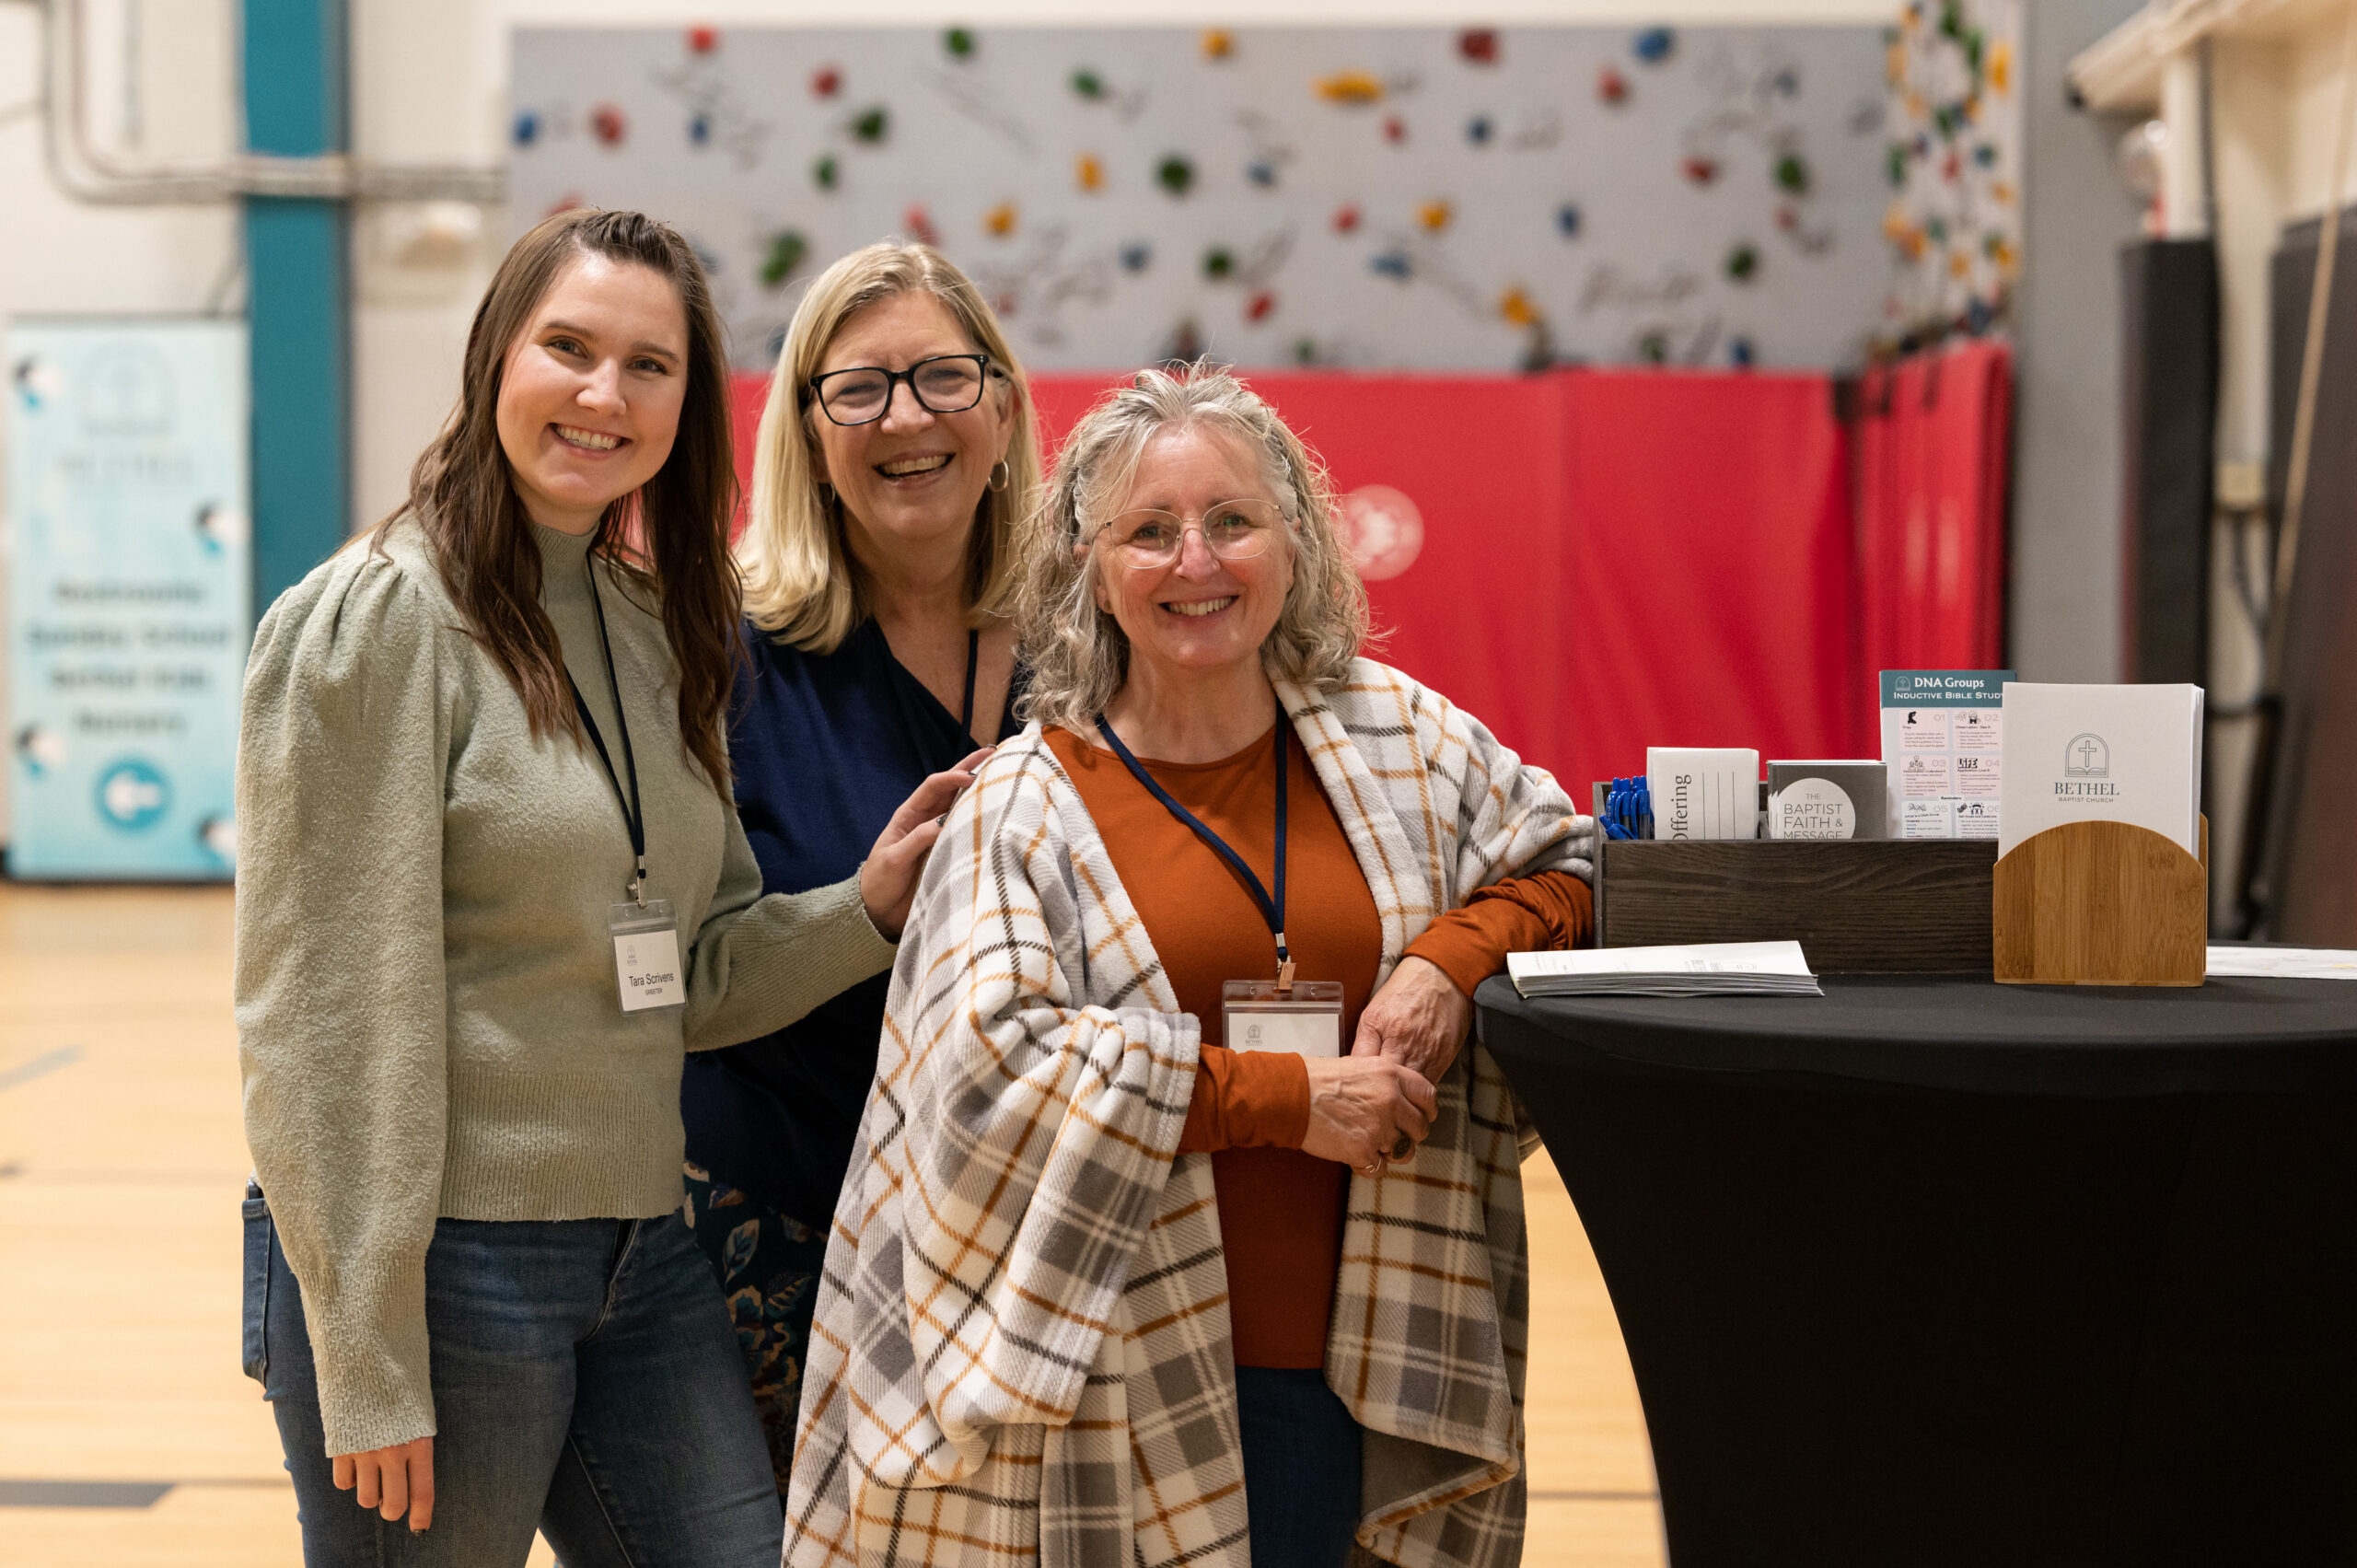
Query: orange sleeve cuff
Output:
[[1178, 1045, 1313, 1154], [1404, 871, 1596, 997]]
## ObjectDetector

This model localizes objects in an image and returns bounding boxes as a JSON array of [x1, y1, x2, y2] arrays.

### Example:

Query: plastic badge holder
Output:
[[1223, 979, 1343, 1058]]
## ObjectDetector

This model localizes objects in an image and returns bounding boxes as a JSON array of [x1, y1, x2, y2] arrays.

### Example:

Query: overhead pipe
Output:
[[35, 0, 499, 204]]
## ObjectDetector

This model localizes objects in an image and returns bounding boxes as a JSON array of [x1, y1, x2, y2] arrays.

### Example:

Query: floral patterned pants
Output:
[[681, 1162, 830, 1497]]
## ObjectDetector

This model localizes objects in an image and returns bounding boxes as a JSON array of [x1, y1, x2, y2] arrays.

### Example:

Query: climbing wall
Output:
[[1877, 0, 2025, 342], [508, 23, 1891, 373]]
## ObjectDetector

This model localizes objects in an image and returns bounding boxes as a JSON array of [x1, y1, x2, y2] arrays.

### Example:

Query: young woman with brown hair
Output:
[[234, 208, 975, 1565]]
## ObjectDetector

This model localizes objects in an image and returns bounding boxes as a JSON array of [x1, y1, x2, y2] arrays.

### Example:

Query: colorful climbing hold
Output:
[[1597, 66, 1630, 106], [687, 25, 718, 54], [1458, 28, 1499, 64], [1990, 179, 2016, 206], [1202, 29, 1234, 60], [1316, 71, 1385, 105], [1418, 200, 1453, 232], [1973, 143, 1999, 169], [1246, 291, 1276, 323], [1294, 338, 1318, 366], [1730, 336, 1757, 368], [1681, 156, 1718, 186], [1725, 243, 1759, 282], [1498, 287, 1538, 327], [813, 154, 839, 191], [1369, 250, 1412, 281], [1772, 66, 1800, 98], [590, 104, 627, 146], [1248, 159, 1278, 188], [1382, 114, 1407, 145], [1924, 215, 1948, 244], [689, 113, 712, 146], [904, 204, 939, 247], [1120, 241, 1152, 273], [1076, 153, 1105, 192], [944, 27, 975, 59], [1070, 67, 1106, 99], [1555, 203, 1583, 238], [1775, 204, 1798, 231], [760, 230, 808, 290], [1942, 150, 1960, 182], [852, 106, 888, 144], [1467, 115, 1493, 146], [810, 65, 842, 98], [1989, 39, 2014, 95], [1887, 145, 1909, 187], [1332, 203, 1362, 234], [1638, 331, 1669, 366], [1155, 155, 1194, 196], [512, 110, 540, 147], [1633, 28, 1676, 64], [1202, 247, 1235, 280], [1774, 154, 1809, 194], [985, 202, 1017, 238]]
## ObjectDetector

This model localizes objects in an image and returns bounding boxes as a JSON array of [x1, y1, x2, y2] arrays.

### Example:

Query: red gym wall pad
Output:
[[732, 360, 2003, 800]]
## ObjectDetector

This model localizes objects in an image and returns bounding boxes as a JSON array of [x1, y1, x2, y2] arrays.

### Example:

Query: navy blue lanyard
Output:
[[564, 554, 649, 905], [1095, 700, 1291, 976]]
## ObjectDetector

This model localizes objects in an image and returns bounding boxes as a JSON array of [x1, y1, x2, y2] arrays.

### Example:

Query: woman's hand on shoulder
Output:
[[332, 1435, 434, 1530], [1300, 1054, 1438, 1177], [1351, 955, 1474, 1084], [858, 748, 993, 940]]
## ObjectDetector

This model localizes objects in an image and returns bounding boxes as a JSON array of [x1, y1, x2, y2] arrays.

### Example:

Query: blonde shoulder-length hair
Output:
[[738, 241, 1040, 651], [1014, 363, 1371, 732]]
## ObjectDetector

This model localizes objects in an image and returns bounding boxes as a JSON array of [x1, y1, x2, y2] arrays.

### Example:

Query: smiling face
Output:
[[809, 292, 1015, 567], [494, 251, 690, 535], [1090, 424, 1295, 689]]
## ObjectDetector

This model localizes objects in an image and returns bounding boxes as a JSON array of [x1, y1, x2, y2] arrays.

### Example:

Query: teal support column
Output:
[[243, 0, 350, 610]]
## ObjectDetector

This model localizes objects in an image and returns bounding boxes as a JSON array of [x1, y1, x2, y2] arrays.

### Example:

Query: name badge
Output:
[[610, 900, 684, 1012], [1222, 979, 1343, 1059]]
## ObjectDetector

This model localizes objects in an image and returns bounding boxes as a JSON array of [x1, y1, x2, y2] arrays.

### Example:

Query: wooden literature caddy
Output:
[[1991, 818, 2208, 986]]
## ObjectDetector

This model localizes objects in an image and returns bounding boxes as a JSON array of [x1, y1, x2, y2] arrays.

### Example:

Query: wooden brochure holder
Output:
[[1991, 818, 2208, 986]]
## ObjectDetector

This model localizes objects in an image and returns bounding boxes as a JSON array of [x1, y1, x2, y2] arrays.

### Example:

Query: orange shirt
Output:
[[1044, 721, 1593, 1368]]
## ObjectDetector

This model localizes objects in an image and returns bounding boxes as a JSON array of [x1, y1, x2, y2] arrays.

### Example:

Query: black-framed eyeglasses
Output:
[[803, 354, 998, 426]]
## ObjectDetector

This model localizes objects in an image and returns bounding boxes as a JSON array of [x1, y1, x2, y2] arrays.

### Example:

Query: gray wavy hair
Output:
[[1014, 363, 1372, 731]]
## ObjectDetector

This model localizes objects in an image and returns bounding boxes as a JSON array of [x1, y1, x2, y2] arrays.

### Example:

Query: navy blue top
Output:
[[680, 617, 1027, 1226]]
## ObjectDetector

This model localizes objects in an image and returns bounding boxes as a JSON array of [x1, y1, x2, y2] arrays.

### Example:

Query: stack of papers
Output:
[[1997, 682, 2205, 858], [2205, 947, 2357, 980], [1508, 941, 1824, 999]]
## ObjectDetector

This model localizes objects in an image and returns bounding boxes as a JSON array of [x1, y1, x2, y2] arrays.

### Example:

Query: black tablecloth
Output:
[[1478, 973, 2357, 1568]]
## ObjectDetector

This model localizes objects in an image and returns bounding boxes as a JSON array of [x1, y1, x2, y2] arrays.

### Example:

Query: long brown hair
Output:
[[385, 207, 739, 791]]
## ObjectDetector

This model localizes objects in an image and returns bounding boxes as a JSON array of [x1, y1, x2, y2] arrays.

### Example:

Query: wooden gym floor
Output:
[[0, 883, 1664, 1567]]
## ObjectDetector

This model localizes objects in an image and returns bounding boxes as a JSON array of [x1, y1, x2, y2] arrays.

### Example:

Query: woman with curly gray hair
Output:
[[784, 365, 1596, 1568]]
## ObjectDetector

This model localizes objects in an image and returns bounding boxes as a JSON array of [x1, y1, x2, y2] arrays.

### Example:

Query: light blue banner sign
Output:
[[6, 319, 250, 879]]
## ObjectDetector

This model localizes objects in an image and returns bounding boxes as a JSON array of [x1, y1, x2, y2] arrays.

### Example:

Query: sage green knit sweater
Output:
[[235, 517, 897, 1457]]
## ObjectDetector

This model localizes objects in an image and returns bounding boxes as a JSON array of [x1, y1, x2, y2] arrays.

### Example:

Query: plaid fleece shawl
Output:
[[784, 659, 1596, 1568]]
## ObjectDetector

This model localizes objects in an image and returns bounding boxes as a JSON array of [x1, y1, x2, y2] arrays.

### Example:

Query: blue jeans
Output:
[[243, 1186, 779, 1567], [1234, 1365, 1363, 1568]]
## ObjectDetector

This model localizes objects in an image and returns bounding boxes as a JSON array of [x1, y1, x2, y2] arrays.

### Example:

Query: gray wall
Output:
[[2012, 0, 2151, 681]]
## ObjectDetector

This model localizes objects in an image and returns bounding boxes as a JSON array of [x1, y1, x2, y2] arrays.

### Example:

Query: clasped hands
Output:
[[1299, 956, 1472, 1178]]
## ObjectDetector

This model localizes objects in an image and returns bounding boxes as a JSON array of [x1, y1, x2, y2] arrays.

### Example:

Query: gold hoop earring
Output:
[[989, 459, 1011, 493]]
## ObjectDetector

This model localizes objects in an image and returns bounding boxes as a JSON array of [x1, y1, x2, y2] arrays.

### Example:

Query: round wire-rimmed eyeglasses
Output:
[[1096, 499, 1286, 570], [803, 354, 998, 426]]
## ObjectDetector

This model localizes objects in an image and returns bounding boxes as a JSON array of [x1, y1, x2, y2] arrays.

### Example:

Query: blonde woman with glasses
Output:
[[784, 364, 1597, 1568], [677, 242, 1037, 1493]]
